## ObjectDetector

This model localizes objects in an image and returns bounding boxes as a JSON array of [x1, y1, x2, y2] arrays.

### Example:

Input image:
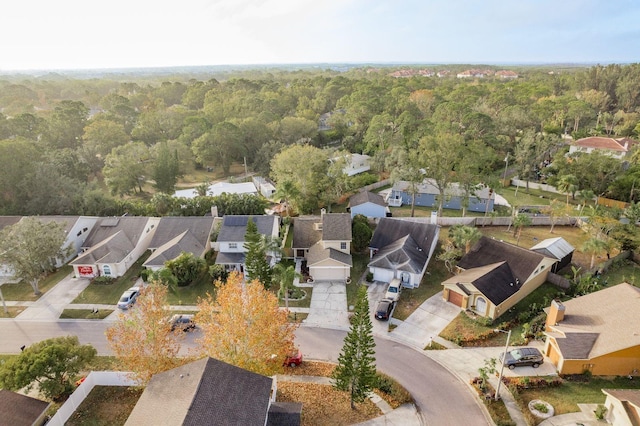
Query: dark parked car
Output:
[[170, 314, 196, 332], [374, 299, 394, 321], [501, 347, 544, 369]]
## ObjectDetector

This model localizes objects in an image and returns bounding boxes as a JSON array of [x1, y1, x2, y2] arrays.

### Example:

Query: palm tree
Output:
[[451, 225, 481, 254], [582, 237, 608, 269], [273, 263, 301, 309], [577, 189, 595, 217], [556, 174, 578, 205], [273, 180, 300, 217], [512, 213, 532, 246]]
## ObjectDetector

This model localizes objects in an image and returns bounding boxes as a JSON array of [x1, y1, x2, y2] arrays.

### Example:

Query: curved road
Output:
[[296, 327, 488, 426], [0, 320, 489, 425]]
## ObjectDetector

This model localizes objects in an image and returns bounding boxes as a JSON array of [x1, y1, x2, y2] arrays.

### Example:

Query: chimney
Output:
[[545, 300, 565, 331], [321, 208, 326, 216]]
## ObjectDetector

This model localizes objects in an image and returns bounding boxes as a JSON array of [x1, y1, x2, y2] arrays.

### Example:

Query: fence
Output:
[[359, 178, 390, 193], [510, 179, 564, 194], [547, 273, 571, 289], [48, 371, 138, 426], [596, 197, 629, 210]]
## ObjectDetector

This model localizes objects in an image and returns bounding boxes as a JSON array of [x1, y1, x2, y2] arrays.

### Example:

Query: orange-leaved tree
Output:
[[105, 281, 185, 384], [195, 271, 298, 376]]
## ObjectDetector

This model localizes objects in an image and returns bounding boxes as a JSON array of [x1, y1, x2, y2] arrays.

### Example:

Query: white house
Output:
[[569, 136, 638, 160], [71, 216, 160, 278], [252, 176, 276, 199], [36, 216, 99, 267]]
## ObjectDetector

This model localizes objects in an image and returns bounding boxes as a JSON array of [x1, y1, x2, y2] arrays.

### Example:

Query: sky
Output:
[[1, 0, 639, 71]]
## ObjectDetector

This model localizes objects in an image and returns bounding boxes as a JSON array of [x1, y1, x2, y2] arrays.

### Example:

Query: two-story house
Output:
[[292, 212, 352, 281]]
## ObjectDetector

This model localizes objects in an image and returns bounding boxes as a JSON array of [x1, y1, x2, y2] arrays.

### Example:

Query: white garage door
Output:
[[310, 267, 347, 281], [373, 267, 394, 283]]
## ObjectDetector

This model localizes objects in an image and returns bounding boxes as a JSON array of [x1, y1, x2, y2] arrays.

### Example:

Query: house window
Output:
[[229, 243, 238, 249], [340, 242, 347, 250], [475, 297, 487, 315], [103, 265, 111, 276]]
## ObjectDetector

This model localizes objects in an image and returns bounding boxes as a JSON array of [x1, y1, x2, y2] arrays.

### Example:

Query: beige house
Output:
[[442, 237, 555, 320], [544, 283, 640, 376], [601, 389, 640, 425]]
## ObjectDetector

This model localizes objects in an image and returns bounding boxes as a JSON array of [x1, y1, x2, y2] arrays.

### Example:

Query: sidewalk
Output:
[[16, 273, 91, 320]]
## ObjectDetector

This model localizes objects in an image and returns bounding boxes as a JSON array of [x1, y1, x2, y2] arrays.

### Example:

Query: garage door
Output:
[[310, 267, 346, 282], [448, 290, 463, 307]]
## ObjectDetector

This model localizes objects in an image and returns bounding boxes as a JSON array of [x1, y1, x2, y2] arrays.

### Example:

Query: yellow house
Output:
[[544, 283, 640, 376], [441, 237, 555, 320]]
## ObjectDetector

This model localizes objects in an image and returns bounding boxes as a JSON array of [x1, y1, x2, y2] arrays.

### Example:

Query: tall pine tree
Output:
[[333, 285, 377, 409], [243, 218, 272, 288]]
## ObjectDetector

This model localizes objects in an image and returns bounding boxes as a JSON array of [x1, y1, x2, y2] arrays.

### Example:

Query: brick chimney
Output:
[[545, 299, 565, 331]]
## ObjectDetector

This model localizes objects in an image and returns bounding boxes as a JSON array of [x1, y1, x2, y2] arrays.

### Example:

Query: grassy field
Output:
[[1, 266, 73, 301], [65, 386, 142, 426], [166, 270, 216, 305]]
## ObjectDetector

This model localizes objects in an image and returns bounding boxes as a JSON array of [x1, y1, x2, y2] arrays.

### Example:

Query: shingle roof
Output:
[[549, 283, 640, 359], [267, 401, 302, 426], [322, 213, 352, 241], [0, 216, 21, 231], [292, 217, 322, 249], [82, 216, 150, 248], [443, 261, 521, 305], [0, 389, 50, 426], [143, 231, 207, 267], [30, 215, 79, 234], [349, 191, 386, 208], [71, 231, 135, 265], [217, 215, 278, 242], [368, 234, 428, 274], [307, 242, 352, 266], [554, 332, 600, 360], [458, 236, 548, 284], [126, 357, 272, 426], [602, 389, 640, 411], [392, 179, 493, 198], [369, 218, 439, 253], [148, 217, 213, 249]]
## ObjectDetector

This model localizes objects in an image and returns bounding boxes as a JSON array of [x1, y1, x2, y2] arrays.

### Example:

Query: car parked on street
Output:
[[170, 314, 196, 332], [117, 286, 140, 310], [374, 299, 395, 321], [501, 347, 544, 369], [284, 350, 303, 367], [384, 279, 403, 302]]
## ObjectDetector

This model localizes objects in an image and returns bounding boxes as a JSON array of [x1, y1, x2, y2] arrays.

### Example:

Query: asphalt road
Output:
[[296, 326, 489, 426], [0, 321, 489, 425]]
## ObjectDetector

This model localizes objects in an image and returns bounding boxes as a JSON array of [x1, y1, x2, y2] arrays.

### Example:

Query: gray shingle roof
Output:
[[368, 234, 428, 274], [31, 215, 80, 234], [307, 242, 352, 266], [144, 231, 207, 267], [458, 236, 547, 284], [0, 389, 49, 426], [71, 231, 135, 265], [555, 332, 600, 360], [322, 213, 352, 241], [369, 218, 438, 253], [126, 357, 273, 426], [349, 191, 386, 208], [457, 261, 521, 305], [292, 217, 322, 249], [0, 216, 21, 231], [217, 215, 278, 242], [148, 217, 213, 250], [267, 401, 302, 426], [82, 216, 151, 248]]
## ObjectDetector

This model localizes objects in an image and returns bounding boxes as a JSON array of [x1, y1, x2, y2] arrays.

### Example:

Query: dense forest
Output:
[[2, 63, 640, 217]]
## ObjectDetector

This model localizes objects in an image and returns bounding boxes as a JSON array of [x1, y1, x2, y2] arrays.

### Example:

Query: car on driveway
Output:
[[117, 287, 140, 310], [170, 314, 196, 332], [384, 279, 403, 302], [374, 299, 395, 321], [501, 347, 544, 369]]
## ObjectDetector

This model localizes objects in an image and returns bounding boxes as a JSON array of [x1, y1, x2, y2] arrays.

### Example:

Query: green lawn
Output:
[[1, 266, 73, 301], [348, 252, 371, 309], [516, 376, 640, 419], [72, 254, 149, 305], [60, 309, 113, 319], [166, 270, 216, 305], [601, 258, 640, 286]]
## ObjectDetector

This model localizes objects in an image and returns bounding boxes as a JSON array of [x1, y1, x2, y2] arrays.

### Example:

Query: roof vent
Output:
[[314, 222, 323, 231]]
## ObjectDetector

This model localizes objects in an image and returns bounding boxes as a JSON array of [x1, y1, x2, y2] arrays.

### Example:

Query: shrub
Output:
[[373, 372, 413, 408], [366, 272, 374, 282], [533, 402, 548, 413], [594, 404, 607, 420], [91, 276, 115, 286], [209, 264, 228, 282]]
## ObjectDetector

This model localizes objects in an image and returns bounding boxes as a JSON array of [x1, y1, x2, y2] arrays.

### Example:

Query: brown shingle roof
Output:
[[549, 283, 640, 359]]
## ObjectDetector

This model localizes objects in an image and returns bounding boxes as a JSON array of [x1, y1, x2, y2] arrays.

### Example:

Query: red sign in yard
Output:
[[77, 266, 94, 276]]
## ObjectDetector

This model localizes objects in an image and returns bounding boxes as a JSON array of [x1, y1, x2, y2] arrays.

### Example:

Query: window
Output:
[[340, 242, 347, 250], [103, 265, 111, 276], [229, 243, 238, 249]]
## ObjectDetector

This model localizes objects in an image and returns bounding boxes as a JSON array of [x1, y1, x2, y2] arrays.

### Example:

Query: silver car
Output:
[[117, 287, 140, 310]]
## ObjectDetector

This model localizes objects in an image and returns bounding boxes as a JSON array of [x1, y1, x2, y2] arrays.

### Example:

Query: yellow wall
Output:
[[552, 344, 640, 376], [493, 269, 549, 319]]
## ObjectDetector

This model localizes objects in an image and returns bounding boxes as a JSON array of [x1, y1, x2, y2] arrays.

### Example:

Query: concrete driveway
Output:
[[304, 281, 350, 329]]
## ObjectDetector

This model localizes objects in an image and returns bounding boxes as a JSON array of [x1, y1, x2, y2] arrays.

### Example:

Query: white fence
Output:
[[48, 371, 138, 426], [510, 179, 564, 194]]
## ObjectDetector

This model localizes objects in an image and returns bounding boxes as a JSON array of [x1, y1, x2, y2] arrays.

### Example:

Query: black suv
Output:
[[170, 314, 196, 332], [501, 347, 544, 369], [374, 299, 394, 321]]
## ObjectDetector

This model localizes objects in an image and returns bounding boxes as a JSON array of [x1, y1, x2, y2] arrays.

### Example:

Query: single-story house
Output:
[[143, 216, 215, 271], [367, 217, 439, 288], [530, 237, 575, 273], [292, 212, 352, 282], [174, 181, 258, 199], [125, 357, 301, 426], [601, 389, 640, 425], [569, 136, 638, 160], [348, 191, 389, 219], [33, 216, 99, 267], [442, 236, 556, 319], [71, 216, 160, 278], [214, 215, 280, 274], [388, 179, 494, 213], [544, 283, 640, 376], [0, 389, 50, 426]]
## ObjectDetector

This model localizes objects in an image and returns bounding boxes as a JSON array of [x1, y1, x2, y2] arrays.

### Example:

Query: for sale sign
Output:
[[77, 266, 94, 277]]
